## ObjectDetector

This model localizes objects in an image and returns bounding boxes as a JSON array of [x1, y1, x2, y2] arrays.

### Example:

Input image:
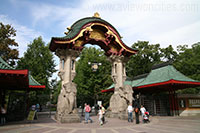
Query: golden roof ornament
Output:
[[64, 27, 71, 35], [93, 12, 101, 18], [67, 27, 71, 30]]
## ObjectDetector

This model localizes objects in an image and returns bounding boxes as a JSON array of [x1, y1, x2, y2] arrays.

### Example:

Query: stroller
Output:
[[143, 111, 150, 123]]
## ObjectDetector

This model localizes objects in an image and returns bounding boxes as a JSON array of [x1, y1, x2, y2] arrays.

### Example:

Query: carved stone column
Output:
[[108, 55, 133, 119], [55, 49, 80, 123]]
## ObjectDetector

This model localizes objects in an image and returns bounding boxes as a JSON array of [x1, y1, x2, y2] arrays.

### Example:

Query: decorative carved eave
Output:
[[49, 16, 138, 57]]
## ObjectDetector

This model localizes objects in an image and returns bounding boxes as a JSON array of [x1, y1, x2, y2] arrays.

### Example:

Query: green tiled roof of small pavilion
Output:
[[106, 80, 132, 90], [102, 63, 200, 92], [135, 64, 199, 87], [0, 57, 14, 69], [52, 17, 122, 41], [0, 56, 42, 86], [29, 74, 41, 86]]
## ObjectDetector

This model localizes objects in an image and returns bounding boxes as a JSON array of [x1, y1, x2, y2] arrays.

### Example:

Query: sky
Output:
[[0, 0, 200, 79]]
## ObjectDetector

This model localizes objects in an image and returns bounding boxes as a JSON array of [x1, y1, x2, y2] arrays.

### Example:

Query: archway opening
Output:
[[73, 44, 112, 109]]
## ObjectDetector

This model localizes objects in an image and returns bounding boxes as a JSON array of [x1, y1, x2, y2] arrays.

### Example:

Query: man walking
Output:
[[134, 95, 140, 124], [84, 103, 93, 123], [127, 103, 133, 122]]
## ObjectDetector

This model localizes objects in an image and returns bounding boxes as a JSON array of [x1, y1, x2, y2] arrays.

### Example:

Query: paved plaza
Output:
[[0, 114, 200, 133]]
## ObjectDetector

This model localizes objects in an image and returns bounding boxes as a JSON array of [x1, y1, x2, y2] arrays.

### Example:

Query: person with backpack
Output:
[[84, 103, 93, 123], [134, 95, 140, 124]]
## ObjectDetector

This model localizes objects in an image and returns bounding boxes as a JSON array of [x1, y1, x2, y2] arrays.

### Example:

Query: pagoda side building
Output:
[[102, 62, 200, 116], [0, 57, 45, 121]]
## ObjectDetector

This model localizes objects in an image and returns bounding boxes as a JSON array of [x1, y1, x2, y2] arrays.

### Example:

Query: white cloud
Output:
[[29, 0, 200, 49], [150, 21, 200, 47], [4, 0, 199, 51], [0, 15, 43, 57]]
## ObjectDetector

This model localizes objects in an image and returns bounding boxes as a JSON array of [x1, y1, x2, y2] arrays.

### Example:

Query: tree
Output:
[[126, 41, 179, 79], [50, 79, 61, 105], [73, 47, 112, 107], [17, 37, 57, 104], [174, 42, 200, 94], [0, 22, 19, 66], [126, 41, 163, 79], [160, 45, 178, 62]]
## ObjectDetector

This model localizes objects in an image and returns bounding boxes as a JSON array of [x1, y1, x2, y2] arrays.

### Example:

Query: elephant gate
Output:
[[49, 13, 138, 123]]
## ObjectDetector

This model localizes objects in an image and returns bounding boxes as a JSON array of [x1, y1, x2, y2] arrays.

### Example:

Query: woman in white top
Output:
[[98, 107, 103, 125]]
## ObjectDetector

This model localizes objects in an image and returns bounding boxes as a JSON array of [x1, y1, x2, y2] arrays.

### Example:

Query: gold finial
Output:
[[64, 31, 68, 35], [93, 12, 100, 18], [67, 27, 71, 31], [64, 27, 71, 35]]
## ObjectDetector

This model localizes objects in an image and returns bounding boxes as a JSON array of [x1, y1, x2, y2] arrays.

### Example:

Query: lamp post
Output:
[[88, 62, 102, 72], [88, 61, 102, 109]]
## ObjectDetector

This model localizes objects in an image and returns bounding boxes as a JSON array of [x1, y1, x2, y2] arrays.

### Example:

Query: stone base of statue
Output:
[[59, 113, 81, 123], [109, 93, 127, 112], [55, 110, 81, 123], [106, 91, 131, 120]]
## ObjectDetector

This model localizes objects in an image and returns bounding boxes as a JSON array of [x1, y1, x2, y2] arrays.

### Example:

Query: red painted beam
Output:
[[29, 85, 46, 89], [0, 69, 28, 75], [136, 79, 200, 89], [101, 88, 114, 93]]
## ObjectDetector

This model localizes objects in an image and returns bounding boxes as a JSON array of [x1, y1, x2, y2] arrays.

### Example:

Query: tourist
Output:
[[134, 107, 139, 124], [134, 95, 140, 124], [0, 105, 6, 125], [140, 105, 146, 117], [127, 103, 133, 122], [84, 103, 93, 123], [31, 104, 36, 111], [101, 105, 105, 124], [140, 105, 146, 123], [98, 107, 103, 125], [36, 103, 40, 112]]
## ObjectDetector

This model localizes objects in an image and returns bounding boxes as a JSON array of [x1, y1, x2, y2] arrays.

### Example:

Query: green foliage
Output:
[[174, 42, 200, 94], [51, 80, 61, 104], [17, 37, 57, 104], [73, 47, 112, 107], [126, 41, 163, 79], [0, 22, 19, 66], [160, 45, 178, 62], [126, 41, 178, 80]]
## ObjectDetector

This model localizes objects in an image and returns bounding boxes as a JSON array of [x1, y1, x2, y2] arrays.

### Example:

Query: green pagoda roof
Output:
[[29, 74, 42, 86], [135, 65, 199, 87], [0, 57, 14, 69], [52, 17, 122, 41], [102, 63, 200, 92]]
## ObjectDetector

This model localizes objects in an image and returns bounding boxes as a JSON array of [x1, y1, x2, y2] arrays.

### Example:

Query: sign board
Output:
[[97, 101, 102, 106], [27, 110, 36, 121], [189, 99, 200, 107]]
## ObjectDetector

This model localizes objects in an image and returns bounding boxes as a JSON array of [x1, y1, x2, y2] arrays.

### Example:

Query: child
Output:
[[143, 111, 150, 123], [98, 107, 103, 125]]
